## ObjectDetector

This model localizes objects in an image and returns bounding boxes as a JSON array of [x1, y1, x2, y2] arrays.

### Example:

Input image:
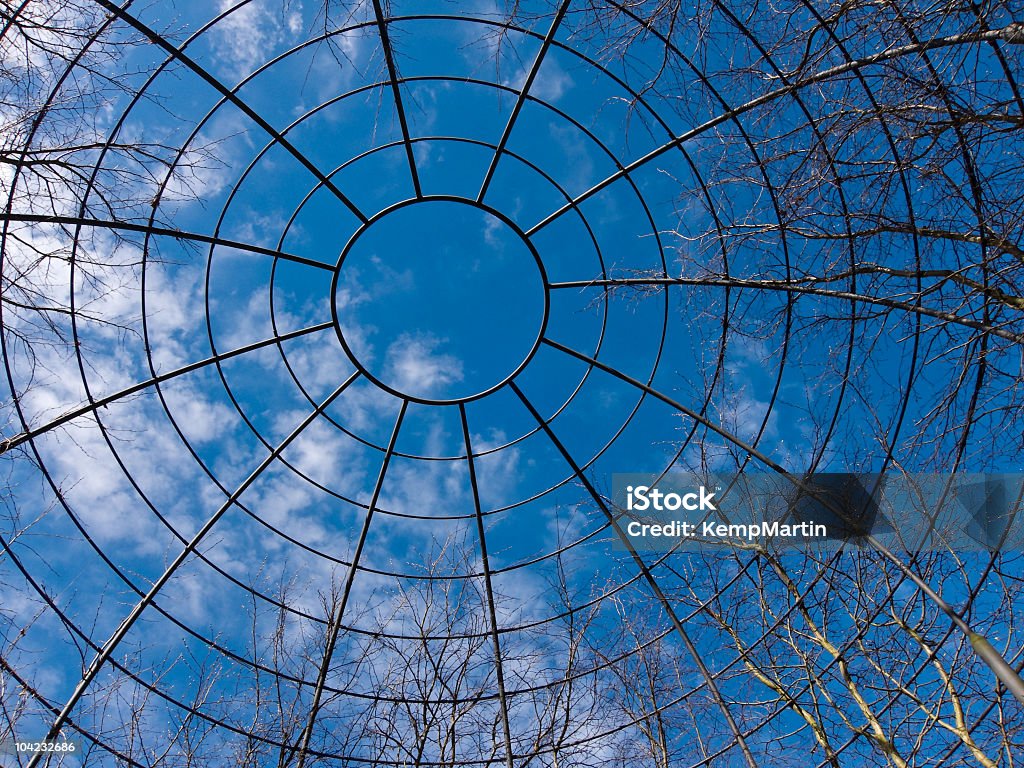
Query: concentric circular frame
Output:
[[2, 1, 1022, 766]]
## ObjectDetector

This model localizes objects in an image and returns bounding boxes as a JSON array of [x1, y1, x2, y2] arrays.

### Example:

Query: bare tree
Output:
[[1, 0, 220, 370], [2, 2, 1023, 766]]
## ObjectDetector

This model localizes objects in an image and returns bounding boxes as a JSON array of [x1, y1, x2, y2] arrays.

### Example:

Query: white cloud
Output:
[[548, 121, 595, 192], [212, 0, 306, 82], [470, 429, 522, 508], [383, 333, 463, 396], [530, 58, 573, 103]]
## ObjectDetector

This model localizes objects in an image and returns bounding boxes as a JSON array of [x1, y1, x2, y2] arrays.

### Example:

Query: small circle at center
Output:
[[332, 198, 547, 403]]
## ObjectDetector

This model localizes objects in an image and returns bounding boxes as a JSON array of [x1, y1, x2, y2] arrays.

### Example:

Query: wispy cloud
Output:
[[212, 0, 306, 82], [383, 333, 464, 397]]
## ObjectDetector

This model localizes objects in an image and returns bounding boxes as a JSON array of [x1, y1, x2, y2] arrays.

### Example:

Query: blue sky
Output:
[[1, 0, 1022, 764]]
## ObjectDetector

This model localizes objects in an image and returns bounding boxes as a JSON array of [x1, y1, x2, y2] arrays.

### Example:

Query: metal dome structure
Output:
[[1, 0, 1023, 765]]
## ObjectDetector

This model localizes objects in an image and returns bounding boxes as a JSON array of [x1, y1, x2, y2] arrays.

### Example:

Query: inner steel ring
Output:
[[330, 195, 550, 405]]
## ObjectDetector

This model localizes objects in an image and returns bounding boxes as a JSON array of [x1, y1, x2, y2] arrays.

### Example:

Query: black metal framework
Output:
[[329, 195, 551, 405], [2, 1, 1023, 766]]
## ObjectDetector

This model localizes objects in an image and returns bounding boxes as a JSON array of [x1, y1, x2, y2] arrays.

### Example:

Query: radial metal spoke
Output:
[[1, 321, 336, 455], [460, 404, 514, 768], [371, 0, 422, 198], [292, 400, 408, 768], [30, 371, 361, 760], [540, 337, 1024, 705], [524, 28, 1005, 237], [4, 213, 337, 271], [476, 0, 571, 203], [548, 276, 1024, 343], [92, 0, 369, 224], [5, 3, 1021, 761], [539, 332, 856, 482], [508, 381, 759, 768]]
